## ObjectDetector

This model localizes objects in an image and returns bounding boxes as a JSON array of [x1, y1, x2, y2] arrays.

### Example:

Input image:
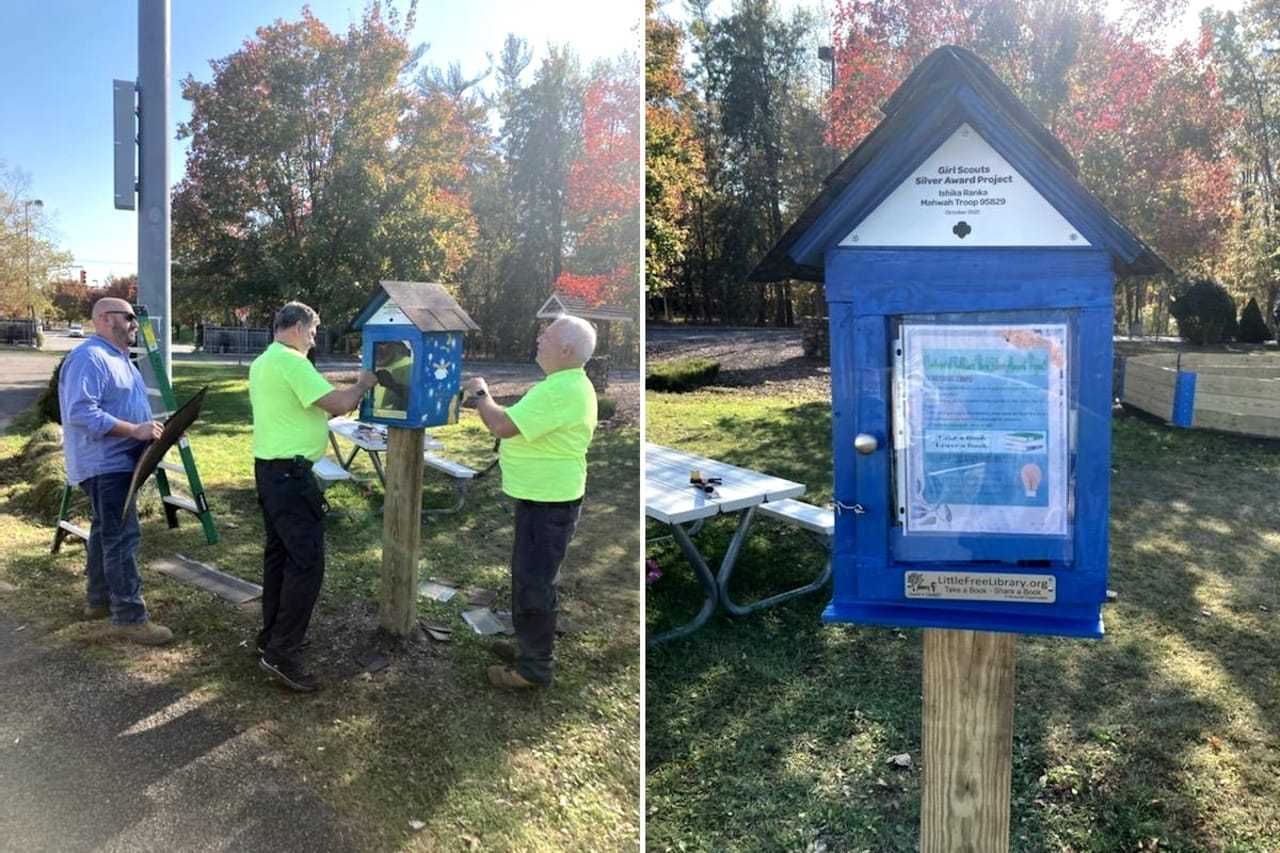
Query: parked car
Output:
[[68, 323, 84, 338]]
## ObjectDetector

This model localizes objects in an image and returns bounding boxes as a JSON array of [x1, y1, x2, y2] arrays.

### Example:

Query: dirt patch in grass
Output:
[[646, 326, 829, 395]]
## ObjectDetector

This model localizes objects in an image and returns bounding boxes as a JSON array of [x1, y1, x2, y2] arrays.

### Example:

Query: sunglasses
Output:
[[104, 311, 138, 323]]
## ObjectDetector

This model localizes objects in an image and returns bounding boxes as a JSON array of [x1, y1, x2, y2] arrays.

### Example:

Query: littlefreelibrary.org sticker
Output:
[[905, 571, 1055, 603]]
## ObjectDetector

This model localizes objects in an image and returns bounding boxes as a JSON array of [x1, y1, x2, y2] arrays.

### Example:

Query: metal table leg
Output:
[[368, 450, 386, 487], [647, 519, 721, 647], [422, 480, 469, 519], [718, 521, 832, 616], [341, 445, 361, 471]]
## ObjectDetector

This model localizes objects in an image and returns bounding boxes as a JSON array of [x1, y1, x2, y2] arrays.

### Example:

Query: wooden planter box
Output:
[[1121, 352, 1280, 439]]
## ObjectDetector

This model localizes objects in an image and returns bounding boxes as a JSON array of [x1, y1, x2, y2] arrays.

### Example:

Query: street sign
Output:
[[113, 79, 136, 211]]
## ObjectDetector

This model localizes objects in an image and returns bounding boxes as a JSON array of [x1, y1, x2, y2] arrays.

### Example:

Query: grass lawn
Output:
[[0, 361, 640, 852], [646, 387, 1280, 852]]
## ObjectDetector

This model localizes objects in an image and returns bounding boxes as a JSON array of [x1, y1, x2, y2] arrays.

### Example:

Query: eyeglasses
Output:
[[104, 311, 138, 323]]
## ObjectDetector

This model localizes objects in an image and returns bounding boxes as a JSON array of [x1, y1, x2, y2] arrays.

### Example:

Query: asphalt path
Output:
[[0, 349, 59, 432], [0, 609, 359, 852]]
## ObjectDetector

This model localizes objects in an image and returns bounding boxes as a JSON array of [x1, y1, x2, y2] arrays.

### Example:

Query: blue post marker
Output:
[[1171, 370, 1197, 428], [750, 46, 1171, 849]]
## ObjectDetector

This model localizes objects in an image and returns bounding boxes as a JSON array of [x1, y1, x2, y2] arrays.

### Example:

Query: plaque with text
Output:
[[843, 124, 1087, 247]]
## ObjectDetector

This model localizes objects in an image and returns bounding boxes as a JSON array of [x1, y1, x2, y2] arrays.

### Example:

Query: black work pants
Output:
[[511, 497, 582, 685], [255, 459, 326, 668]]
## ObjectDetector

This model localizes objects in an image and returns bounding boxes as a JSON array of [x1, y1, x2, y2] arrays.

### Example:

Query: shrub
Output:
[[646, 358, 720, 392], [14, 423, 159, 520], [15, 423, 69, 518], [598, 397, 618, 420], [35, 356, 66, 424], [1237, 297, 1272, 343], [1170, 279, 1237, 345]]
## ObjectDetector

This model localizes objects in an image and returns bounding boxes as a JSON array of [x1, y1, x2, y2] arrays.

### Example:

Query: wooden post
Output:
[[379, 426, 425, 636], [921, 628, 1016, 853]]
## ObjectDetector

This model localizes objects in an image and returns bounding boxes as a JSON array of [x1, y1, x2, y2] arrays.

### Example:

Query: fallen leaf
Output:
[[886, 753, 913, 769], [408, 819, 425, 831]]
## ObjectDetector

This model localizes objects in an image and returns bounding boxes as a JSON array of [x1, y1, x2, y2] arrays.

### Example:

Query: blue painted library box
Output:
[[751, 47, 1169, 638], [350, 281, 479, 429]]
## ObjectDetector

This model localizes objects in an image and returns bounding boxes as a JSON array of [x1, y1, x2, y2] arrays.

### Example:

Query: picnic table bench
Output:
[[645, 443, 833, 645]]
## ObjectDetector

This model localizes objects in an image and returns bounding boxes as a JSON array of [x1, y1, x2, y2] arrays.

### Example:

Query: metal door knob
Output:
[[854, 433, 878, 454]]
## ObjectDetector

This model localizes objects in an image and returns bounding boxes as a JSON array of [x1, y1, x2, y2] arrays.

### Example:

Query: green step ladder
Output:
[[52, 306, 219, 553]]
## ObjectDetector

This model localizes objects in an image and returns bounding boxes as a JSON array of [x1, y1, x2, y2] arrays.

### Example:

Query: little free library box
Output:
[[350, 281, 479, 429], [753, 46, 1169, 639]]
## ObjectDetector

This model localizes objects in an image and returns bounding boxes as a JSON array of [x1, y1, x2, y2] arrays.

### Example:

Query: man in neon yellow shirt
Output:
[[464, 315, 598, 689], [250, 301, 377, 692]]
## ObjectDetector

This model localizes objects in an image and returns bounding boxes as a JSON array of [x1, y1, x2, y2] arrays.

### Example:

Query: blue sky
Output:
[[0, 1, 640, 286]]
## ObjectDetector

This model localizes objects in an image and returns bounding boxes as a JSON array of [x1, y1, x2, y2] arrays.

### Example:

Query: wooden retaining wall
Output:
[[1122, 353, 1280, 439]]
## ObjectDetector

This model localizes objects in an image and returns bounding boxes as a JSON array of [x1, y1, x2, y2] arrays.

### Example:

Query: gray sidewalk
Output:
[[0, 609, 358, 852]]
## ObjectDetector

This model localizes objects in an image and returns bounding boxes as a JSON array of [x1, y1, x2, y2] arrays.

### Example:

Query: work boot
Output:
[[83, 604, 110, 620], [112, 621, 174, 646], [487, 664, 541, 690], [487, 640, 516, 663], [259, 656, 320, 693]]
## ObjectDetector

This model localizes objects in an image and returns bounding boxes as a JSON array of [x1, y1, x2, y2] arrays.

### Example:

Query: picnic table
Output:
[[327, 417, 442, 486], [646, 443, 830, 645], [326, 417, 487, 516]]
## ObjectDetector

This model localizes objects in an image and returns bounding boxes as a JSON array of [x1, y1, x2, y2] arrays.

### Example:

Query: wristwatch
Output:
[[473, 388, 487, 398]]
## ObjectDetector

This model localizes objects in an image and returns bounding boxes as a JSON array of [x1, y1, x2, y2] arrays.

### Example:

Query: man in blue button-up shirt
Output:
[[59, 297, 172, 645]]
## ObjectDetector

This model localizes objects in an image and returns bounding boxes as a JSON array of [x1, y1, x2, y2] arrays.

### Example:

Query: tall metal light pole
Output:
[[138, 0, 171, 380], [23, 199, 44, 322]]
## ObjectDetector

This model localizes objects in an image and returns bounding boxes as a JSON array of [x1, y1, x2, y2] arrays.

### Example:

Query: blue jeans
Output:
[[80, 471, 148, 625]]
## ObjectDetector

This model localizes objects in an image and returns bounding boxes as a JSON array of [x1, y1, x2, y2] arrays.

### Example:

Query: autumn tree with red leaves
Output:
[[556, 63, 642, 311]]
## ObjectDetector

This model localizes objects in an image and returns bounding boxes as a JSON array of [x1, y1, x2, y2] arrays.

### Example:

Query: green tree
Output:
[[1208, 4, 1280, 319], [1238, 295, 1272, 342], [172, 2, 476, 328], [0, 164, 72, 318], [682, 0, 833, 325], [1170, 278, 1238, 344], [492, 40, 585, 356], [645, 0, 705, 319]]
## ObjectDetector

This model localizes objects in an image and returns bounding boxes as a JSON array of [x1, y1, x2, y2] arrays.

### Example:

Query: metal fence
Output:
[[199, 324, 336, 355], [0, 318, 37, 346]]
